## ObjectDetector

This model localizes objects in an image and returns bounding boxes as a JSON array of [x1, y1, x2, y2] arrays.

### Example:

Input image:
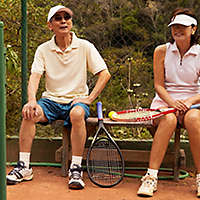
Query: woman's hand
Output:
[[171, 100, 190, 112]]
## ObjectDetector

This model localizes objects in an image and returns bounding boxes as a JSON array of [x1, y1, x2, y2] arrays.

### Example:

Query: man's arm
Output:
[[22, 72, 42, 120], [72, 69, 111, 105]]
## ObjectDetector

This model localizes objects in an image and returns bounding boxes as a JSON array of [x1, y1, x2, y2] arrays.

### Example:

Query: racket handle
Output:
[[190, 103, 200, 109], [97, 102, 103, 120]]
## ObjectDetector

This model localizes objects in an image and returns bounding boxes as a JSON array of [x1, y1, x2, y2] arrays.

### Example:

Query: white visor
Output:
[[168, 14, 197, 27]]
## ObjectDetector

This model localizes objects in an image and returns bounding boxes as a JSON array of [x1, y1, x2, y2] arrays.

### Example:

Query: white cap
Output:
[[47, 5, 73, 22], [168, 14, 197, 27]]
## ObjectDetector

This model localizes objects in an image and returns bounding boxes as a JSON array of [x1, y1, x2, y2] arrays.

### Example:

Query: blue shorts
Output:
[[37, 98, 90, 127]]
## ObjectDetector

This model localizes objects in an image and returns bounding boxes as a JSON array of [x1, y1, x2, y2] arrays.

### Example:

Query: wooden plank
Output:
[[55, 147, 175, 165], [86, 117, 152, 127]]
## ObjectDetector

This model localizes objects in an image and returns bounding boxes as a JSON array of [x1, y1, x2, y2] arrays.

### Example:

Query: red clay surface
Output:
[[6, 166, 199, 200]]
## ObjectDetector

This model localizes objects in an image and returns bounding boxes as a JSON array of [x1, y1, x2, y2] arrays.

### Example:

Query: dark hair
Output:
[[168, 8, 199, 46]]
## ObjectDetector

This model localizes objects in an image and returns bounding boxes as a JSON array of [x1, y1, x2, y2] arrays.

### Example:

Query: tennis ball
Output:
[[108, 111, 117, 119]]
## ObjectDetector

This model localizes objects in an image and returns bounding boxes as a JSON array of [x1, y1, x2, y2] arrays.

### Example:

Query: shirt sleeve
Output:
[[31, 47, 45, 75], [86, 42, 108, 75]]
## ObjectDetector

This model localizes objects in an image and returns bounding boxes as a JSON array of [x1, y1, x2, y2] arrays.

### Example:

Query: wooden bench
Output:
[[52, 117, 186, 181]]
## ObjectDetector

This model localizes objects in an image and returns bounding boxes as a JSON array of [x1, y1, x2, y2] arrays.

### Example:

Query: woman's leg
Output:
[[137, 113, 177, 197], [184, 109, 200, 173], [149, 113, 177, 169]]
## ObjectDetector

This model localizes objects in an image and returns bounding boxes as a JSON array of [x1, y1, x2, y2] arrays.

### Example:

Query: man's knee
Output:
[[70, 106, 85, 122]]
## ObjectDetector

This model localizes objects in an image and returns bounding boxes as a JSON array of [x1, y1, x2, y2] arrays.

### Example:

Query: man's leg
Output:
[[7, 104, 47, 185], [68, 105, 88, 189], [70, 106, 87, 157]]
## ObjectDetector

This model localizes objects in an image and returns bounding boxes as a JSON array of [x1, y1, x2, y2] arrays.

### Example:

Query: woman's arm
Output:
[[153, 44, 174, 106]]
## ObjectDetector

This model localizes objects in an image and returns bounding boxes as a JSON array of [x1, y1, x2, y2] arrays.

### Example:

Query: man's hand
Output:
[[22, 101, 41, 120], [71, 97, 92, 106]]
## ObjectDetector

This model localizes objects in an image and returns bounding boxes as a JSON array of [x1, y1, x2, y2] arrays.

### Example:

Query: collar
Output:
[[49, 32, 79, 52], [171, 42, 198, 56]]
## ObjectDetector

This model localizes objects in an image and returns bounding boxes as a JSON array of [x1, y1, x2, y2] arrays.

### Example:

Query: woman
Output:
[[137, 8, 200, 198]]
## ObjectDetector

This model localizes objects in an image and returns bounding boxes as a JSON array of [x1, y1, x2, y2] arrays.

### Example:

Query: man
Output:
[[7, 5, 111, 190]]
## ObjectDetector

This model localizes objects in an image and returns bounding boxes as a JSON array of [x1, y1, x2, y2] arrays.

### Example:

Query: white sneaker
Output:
[[196, 176, 200, 197], [137, 174, 157, 197], [68, 164, 85, 190], [7, 161, 33, 185]]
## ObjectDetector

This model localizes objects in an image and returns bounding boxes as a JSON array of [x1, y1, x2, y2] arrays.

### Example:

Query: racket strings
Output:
[[88, 139, 123, 185], [117, 110, 159, 120]]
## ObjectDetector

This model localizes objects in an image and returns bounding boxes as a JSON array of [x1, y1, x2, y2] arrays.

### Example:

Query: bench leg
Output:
[[173, 128, 180, 181], [61, 127, 70, 177]]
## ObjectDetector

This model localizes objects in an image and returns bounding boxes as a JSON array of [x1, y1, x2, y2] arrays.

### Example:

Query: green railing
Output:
[[21, 0, 28, 106], [0, 21, 7, 200]]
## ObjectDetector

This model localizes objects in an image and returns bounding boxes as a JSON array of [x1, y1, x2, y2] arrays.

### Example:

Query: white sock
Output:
[[146, 168, 158, 178], [70, 156, 82, 168], [197, 173, 200, 179], [19, 152, 30, 169]]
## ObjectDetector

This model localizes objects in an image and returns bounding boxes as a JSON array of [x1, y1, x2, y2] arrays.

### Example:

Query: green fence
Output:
[[0, 21, 7, 200]]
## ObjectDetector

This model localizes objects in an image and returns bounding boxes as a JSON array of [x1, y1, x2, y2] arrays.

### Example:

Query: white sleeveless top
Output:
[[151, 42, 200, 109]]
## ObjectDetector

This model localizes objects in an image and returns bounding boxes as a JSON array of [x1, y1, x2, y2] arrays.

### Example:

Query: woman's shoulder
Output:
[[154, 44, 167, 55]]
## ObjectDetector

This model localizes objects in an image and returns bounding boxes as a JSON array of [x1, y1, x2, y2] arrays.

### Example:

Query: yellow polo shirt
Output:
[[31, 32, 108, 103]]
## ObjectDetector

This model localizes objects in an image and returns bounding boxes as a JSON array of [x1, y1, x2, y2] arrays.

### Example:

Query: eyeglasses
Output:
[[53, 13, 71, 21]]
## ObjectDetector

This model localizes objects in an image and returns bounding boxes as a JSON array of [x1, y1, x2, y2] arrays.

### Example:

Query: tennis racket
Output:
[[86, 102, 125, 188], [108, 103, 200, 122]]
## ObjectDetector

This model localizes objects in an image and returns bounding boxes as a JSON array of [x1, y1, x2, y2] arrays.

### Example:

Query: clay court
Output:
[[6, 166, 199, 200]]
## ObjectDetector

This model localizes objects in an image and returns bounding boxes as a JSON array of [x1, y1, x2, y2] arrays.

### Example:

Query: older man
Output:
[[7, 5, 111, 190]]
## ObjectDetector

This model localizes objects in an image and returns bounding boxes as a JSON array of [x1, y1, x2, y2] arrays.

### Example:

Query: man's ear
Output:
[[48, 21, 53, 31]]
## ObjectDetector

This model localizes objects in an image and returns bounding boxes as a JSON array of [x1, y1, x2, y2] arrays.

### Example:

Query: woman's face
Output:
[[171, 24, 196, 43]]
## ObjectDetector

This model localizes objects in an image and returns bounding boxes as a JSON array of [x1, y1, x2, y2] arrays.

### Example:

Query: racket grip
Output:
[[190, 103, 200, 109], [97, 102, 103, 120]]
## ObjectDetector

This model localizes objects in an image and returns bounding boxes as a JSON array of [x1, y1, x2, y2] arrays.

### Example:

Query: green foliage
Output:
[[1, 0, 199, 139]]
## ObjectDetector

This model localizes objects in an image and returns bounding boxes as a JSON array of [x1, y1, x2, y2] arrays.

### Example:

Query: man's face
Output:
[[48, 11, 73, 36]]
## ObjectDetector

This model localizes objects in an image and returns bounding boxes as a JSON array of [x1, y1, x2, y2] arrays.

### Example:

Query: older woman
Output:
[[137, 8, 200, 198]]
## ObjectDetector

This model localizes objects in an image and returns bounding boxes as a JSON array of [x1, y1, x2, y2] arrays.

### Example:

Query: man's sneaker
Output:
[[137, 174, 157, 197], [196, 176, 200, 197], [68, 164, 85, 189], [7, 161, 33, 185]]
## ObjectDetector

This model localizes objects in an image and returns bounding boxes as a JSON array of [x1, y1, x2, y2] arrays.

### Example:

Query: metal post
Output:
[[0, 21, 7, 200], [21, 0, 28, 106]]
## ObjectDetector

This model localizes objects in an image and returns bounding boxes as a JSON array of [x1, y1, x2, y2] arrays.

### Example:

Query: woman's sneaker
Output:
[[137, 174, 157, 197], [7, 161, 33, 185], [68, 164, 85, 190], [196, 176, 200, 197]]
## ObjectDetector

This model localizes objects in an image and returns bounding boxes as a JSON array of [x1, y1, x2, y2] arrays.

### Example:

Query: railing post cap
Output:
[[0, 21, 4, 27]]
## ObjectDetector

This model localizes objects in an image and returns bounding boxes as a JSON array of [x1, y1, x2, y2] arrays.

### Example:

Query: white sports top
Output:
[[151, 42, 200, 109]]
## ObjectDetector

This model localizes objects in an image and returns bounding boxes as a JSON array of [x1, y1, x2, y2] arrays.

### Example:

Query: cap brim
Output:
[[168, 14, 197, 27], [55, 8, 73, 17], [168, 21, 191, 27]]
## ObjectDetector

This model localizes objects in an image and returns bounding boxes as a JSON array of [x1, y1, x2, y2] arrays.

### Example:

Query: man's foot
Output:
[[137, 174, 157, 197], [68, 164, 85, 190], [7, 161, 33, 185], [196, 176, 200, 197]]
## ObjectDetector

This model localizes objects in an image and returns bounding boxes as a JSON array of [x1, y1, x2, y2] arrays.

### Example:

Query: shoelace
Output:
[[8, 161, 26, 176], [69, 165, 82, 180], [141, 175, 157, 188]]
